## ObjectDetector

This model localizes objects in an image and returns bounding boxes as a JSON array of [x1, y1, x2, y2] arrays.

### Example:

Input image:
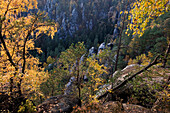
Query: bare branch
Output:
[[98, 55, 160, 100], [3, 0, 13, 18], [21, 15, 39, 74], [0, 33, 17, 69]]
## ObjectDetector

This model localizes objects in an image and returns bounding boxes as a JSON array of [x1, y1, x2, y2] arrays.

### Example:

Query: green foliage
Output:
[[59, 42, 86, 73], [126, 11, 170, 59], [43, 56, 56, 67], [40, 42, 87, 99], [40, 68, 66, 99], [129, 77, 156, 107], [127, 55, 169, 108], [18, 99, 37, 113], [128, 70, 166, 108], [41, 42, 87, 100]]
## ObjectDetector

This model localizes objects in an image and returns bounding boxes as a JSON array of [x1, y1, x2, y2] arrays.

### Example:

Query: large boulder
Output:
[[96, 64, 168, 108], [96, 64, 141, 98], [112, 64, 141, 81]]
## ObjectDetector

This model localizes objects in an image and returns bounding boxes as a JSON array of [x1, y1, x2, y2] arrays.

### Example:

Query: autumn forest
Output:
[[0, 0, 170, 113]]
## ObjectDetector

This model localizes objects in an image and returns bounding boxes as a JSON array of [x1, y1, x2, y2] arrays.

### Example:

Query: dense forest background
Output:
[[33, 0, 123, 62]]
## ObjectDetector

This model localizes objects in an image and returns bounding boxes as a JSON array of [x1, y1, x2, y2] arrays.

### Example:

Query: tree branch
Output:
[[21, 16, 39, 74], [0, 33, 17, 69], [18, 16, 39, 96], [98, 55, 160, 100], [3, 0, 13, 18]]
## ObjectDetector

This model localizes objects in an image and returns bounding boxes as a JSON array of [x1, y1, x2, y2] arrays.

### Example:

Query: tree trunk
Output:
[[112, 12, 126, 100], [162, 41, 170, 68]]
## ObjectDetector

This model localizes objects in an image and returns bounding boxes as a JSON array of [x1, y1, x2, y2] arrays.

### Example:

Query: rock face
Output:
[[107, 43, 113, 50], [64, 77, 76, 95], [97, 42, 114, 55], [37, 95, 81, 113], [112, 64, 141, 81], [113, 27, 120, 40], [96, 65, 141, 98], [37, 0, 117, 39], [123, 104, 153, 113], [88, 47, 95, 57], [97, 42, 105, 55]]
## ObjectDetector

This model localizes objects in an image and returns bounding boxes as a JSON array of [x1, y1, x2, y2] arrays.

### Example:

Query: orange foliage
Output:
[[0, 0, 57, 99]]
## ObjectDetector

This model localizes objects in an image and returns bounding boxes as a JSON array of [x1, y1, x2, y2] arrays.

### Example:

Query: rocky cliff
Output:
[[37, 0, 121, 39]]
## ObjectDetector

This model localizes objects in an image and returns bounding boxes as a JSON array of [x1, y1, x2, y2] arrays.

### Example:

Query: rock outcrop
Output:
[[37, 95, 81, 113], [96, 64, 168, 107], [72, 101, 152, 113], [88, 47, 95, 57], [37, 0, 116, 39], [97, 42, 105, 55], [64, 77, 76, 95]]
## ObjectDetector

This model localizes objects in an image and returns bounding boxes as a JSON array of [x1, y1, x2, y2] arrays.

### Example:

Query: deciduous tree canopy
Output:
[[0, 0, 57, 99], [127, 0, 169, 37]]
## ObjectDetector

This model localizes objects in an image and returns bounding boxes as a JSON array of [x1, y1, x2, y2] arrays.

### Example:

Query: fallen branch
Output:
[[98, 55, 160, 100]]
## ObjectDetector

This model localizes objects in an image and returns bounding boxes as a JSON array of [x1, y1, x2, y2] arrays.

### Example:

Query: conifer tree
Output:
[[59, 42, 86, 99]]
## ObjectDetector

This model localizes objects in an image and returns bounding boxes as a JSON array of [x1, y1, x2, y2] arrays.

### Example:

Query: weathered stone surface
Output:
[[72, 101, 152, 113], [96, 64, 168, 107], [97, 42, 105, 55], [64, 77, 76, 95], [122, 103, 153, 113], [88, 47, 95, 57], [103, 101, 152, 113], [37, 95, 81, 113]]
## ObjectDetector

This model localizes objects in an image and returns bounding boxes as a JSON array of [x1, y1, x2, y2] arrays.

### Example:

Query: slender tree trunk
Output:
[[0, 31, 17, 68], [76, 59, 80, 97], [10, 77, 13, 94], [0, 28, 19, 95], [162, 41, 170, 68], [114, 13, 126, 75], [111, 12, 126, 100], [18, 17, 38, 96], [76, 58, 81, 107], [51, 87, 54, 96]]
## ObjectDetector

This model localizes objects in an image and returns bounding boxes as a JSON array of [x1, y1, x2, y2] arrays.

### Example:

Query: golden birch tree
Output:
[[0, 0, 57, 110], [126, 0, 169, 37]]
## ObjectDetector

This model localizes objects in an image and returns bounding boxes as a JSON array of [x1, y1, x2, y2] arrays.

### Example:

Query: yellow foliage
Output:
[[128, 52, 153, 66], [0, 0, 57, 99], [87, 57, 107, 103], [46, 56, 55, 65], [126, 0, 169, 37]]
